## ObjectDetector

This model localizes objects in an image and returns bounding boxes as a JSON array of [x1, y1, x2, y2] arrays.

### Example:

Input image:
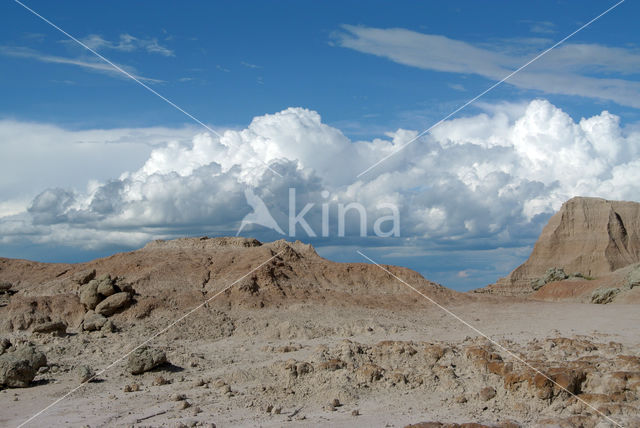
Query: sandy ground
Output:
[[2, 299, 639, 427]]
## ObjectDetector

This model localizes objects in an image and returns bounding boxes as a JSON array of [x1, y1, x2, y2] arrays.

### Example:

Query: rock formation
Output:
[[31, 320, 67, 336], [487, 196, 640, 295]]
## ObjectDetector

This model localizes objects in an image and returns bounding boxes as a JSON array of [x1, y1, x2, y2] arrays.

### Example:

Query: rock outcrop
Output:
[[487, 197, 640, 295], [590, 287, 620, 304], [627, 265, 640, 289], [531, 268, 569, 291], [31, 320, 67, 336], [2, 295, 84, 333]]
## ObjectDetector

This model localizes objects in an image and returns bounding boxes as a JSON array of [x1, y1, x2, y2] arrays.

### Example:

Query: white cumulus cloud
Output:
[[1, 100, 640, 285]]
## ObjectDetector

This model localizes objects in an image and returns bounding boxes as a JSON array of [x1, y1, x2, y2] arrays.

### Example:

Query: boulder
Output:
[[79, 281, 100, 310], [32, 320, 67, 336], [95, 273, 110, 282], [95, 292, 131, 316], [72, 269, 96, 285], [479, 386, 497, 401], [127, 346, 167, 375], [76, 365, 95, 383], [96, 274, 116, 297], [101, 319, 116, 333], [0, 357, 35, 388], [0, 282, 12, 293], [82, 311, 107, 331], [97, 281, 116, 298], [0, 345, 47, 387], [14, 345, 47, 369]]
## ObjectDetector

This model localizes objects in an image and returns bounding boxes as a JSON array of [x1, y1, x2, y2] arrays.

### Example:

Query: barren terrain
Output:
[[0, 236, 638, 427], [2, 299, 639, 427]]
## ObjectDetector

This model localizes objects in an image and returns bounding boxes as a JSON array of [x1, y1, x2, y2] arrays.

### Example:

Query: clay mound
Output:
[[483, 197, 640, 296], [0, 237, 467, 331]]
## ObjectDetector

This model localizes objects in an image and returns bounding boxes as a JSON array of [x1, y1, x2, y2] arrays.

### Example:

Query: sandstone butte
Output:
[[482, 196, 640, 298]]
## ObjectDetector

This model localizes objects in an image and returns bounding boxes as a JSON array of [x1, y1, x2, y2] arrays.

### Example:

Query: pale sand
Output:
[[2, 300, 638, 427]]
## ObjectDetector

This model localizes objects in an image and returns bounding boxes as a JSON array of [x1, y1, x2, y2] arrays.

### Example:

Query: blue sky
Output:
[[1, 1, 640, 290], [3, 1, 639, 131]]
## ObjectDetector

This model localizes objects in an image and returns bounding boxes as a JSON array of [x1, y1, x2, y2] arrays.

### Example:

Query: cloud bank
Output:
[[1, 100, 639, 285], [0, 120, 196, 216]]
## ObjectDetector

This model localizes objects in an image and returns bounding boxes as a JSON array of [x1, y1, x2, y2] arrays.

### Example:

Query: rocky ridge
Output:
[[0, 237, 460, 334]]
